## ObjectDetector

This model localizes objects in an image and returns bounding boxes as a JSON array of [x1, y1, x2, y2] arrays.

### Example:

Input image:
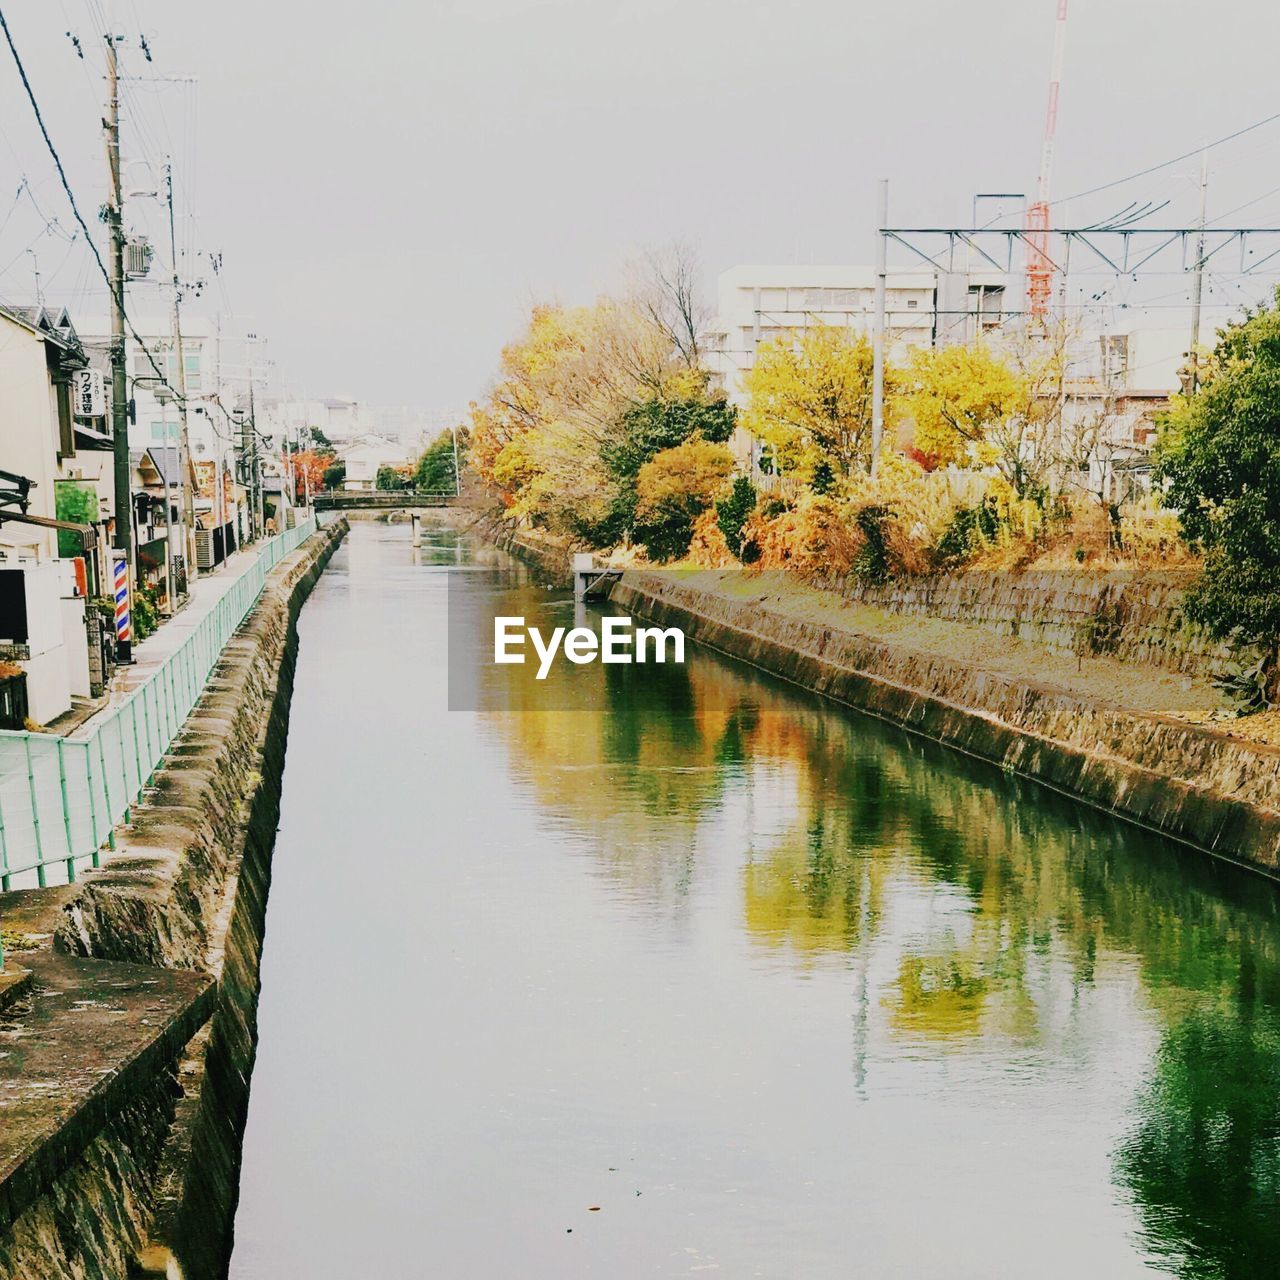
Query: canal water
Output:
[[230, 521, 1280, 1279]]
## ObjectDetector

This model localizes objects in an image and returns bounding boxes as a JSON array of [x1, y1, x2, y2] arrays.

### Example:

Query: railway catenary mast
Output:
[[1026, 0, 1069, 320]]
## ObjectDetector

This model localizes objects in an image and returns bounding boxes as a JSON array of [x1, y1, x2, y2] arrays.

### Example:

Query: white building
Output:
[[704, 265, 1242, 493], [704, 264, 1010, 409], [78, 316, 259, 576], [0, 306, 110, 724], [260, 396, 374, 447], [338, 434, 414, 490]]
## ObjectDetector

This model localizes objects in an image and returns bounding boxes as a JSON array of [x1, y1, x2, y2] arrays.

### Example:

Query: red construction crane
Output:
[[1026, 0, 1069, 320]]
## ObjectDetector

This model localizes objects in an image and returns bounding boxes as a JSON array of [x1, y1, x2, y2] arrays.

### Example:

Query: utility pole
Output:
[[214, 312, 226, 558], [1189, 147, 1210, 394], [164, 161, 196, 589], [249, 382, 261, 540], [871, 178, 888, 474], [236, 402, 252, 542], [104, 28, 132, 661]]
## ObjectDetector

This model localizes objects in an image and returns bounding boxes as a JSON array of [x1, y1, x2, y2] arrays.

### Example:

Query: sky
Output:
[[3, 0, 1280, 421]]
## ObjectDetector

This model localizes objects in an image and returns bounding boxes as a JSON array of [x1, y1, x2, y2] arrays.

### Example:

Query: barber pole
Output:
[[111, 550, 131, 660]]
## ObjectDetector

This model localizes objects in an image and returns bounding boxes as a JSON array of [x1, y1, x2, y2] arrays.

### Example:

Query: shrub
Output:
[[635, 439, 734, 562], [810, 458, 837, 496], [132, 583, 160, 641], [742, 494, 864, 576], [933, 502, 1001, 566], [852, 505, 893, 584], [687, 508, 736, 568], [715, 476, 757, 559]]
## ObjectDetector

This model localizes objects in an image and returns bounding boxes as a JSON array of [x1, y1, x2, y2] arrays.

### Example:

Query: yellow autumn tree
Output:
[[903, 335, 1067, 497], [902, 342, 1027, 461], [635, 438, 734, 561], [470, 299, 672, 531], [742, 327, 892, 476]]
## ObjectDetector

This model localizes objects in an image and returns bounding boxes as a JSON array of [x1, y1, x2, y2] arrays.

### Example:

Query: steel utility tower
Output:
[[1026, 0, 1069, 319]]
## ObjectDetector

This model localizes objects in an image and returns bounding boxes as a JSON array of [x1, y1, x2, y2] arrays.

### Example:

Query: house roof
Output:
[[132, 446, 185, 487], [0, 303, 85, 357], [339, 433, 410, 459]]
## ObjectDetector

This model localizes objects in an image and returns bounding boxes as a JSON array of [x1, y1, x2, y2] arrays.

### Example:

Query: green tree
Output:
[[594, 394, 737, 545], [1156, 295, 1280, 671], [635, 438, 734, 561], [716, 475, 757, 559], [376, 465, 407, 491], [416, 427, 465, 493], [322, 461, 346, 490], [54, 480, 99, 558]]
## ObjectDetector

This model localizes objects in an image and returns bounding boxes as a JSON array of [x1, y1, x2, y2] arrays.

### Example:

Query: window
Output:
[[1101, 335, 1130, 382], [968, 285, 1006, 327], [132, 344, 201, 391]]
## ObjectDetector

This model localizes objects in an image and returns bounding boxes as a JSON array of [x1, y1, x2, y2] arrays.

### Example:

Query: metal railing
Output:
[[0, 516, 319, 944], [312, 489, 454, 510]]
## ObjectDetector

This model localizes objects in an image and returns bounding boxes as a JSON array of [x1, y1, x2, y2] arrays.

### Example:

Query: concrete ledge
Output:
[[0, 969, 31, 1015], [0, 951, 213, 1240]]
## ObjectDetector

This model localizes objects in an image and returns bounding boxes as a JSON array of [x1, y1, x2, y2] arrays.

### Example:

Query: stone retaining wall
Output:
[[830, 569, 1241, 678], [0, 518, 348, 1280], [613, 571, 1280, 877]]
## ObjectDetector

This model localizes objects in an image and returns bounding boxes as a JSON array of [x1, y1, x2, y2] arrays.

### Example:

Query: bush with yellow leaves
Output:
[[741, 494, 866, 576], [1118, 492, 1195, 567], [686, 508, 736, 568]]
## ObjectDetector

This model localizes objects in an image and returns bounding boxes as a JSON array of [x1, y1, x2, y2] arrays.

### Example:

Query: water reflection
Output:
[[1115, 1009, 1280, 1279], [459, 546, 1280, 1280]]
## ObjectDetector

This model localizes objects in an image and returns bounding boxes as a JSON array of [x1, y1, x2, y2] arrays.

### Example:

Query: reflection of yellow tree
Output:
[[482, 643, 744, 906], [743, 802, 882, 960], [479, 593, 1280, 1280], [731, 692, 1280, 1058], [889, 954, 988, 1039]]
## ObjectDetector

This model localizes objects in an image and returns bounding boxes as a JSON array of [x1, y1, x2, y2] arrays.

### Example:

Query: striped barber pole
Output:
[[111, 551, 131, 646]]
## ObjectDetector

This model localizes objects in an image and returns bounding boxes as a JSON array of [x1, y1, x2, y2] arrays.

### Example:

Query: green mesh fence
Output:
[[0, 516, 318, 962]]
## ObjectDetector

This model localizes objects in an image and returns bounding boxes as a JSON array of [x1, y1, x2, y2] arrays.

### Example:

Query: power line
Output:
[[1210, 183, 1280, 227], [1055, 109, 1280, 207], [0, 5, 187, 402]]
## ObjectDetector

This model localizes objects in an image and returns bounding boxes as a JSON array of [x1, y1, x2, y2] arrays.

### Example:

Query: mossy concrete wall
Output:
[[832, 569, 1240, 678], [0, 517, 347, 1280], [613, 571, 1280, 877]]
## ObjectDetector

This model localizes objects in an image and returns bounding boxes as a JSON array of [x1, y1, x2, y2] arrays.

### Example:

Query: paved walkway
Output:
[[78, 542, 269, 731]]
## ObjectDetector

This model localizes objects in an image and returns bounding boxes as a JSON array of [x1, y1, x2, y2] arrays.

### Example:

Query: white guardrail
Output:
[[0, 517, 318, 941]]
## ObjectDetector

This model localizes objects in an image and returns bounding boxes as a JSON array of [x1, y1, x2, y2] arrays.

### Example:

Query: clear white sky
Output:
[[3, 0, 1280, 416]]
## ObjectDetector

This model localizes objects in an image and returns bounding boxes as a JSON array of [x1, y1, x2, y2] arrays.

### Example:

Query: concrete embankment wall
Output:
[[427, 504, 576, 580], [832, 570, 1240, 679], [612, 571, 1280, 878], [0, 518, 347, 1280]]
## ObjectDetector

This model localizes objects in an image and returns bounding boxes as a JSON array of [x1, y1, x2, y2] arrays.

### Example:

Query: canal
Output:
[[230, 521, 1280, 1279]]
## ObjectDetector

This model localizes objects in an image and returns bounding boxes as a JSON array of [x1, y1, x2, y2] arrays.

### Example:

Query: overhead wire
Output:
[[1054, 109, 1280, 207], [0, 3, 188, 402]]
